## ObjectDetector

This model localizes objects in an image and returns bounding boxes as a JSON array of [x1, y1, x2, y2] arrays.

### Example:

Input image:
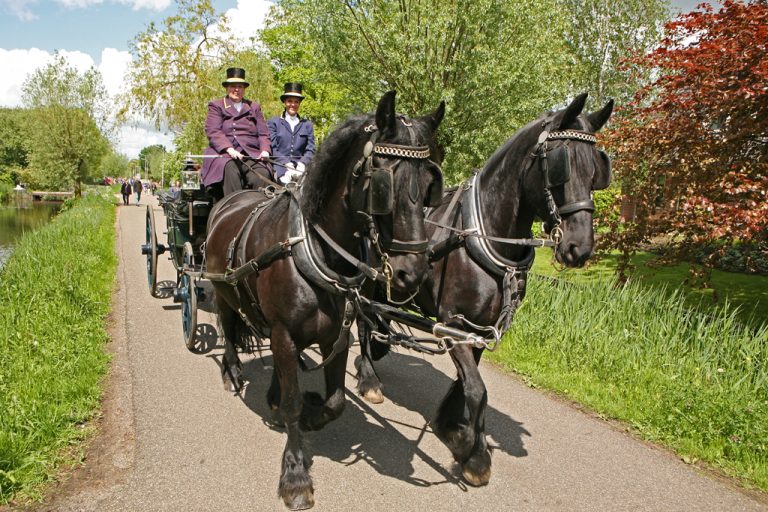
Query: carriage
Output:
[[137, 91, 612, 510], [141, 158, 212, 349]]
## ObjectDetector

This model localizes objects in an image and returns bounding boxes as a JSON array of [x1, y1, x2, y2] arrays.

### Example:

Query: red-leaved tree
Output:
[[602, 0, 768, 280]]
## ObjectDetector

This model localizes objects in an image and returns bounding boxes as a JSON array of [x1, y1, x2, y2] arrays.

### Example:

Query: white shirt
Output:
[[285, 112, 299, 131], [233, 101, 243, 112]]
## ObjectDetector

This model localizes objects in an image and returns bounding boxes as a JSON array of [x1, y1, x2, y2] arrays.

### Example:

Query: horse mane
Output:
[[299, 114, 370, 222]]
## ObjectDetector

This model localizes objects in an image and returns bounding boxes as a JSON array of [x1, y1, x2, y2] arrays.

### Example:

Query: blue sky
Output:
[[0, 0, 712, 157]]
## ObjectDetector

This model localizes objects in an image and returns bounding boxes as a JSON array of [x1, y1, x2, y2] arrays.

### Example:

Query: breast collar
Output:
[[461, 173, 535, 276]]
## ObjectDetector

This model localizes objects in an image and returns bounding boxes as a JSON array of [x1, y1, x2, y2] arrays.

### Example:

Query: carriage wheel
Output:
[[180, 242, 198, 350], [144, 205, 159, 297]]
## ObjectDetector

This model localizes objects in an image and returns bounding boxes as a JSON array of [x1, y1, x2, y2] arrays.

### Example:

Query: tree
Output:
[[138, 144, 166, 178], [0, 109, 29, 185], [21, 55, 111, 195], [123, 0, 278, 155], [558, 0, 669, 109], [263, 0, 575, 182], [100, 151, 131, 178], [603, 0, 768, 278]]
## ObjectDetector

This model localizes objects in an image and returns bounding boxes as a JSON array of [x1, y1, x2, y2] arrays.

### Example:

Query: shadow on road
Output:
[[203, 344, 531, 490]]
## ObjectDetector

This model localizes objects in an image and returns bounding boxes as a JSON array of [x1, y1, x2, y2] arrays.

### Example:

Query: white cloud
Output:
[[3, 0, 38, 20], [55, 0, 103, 8], [223, 0, 274, 44], [117, 122, 174, 159], [0, 48, 96, 106], [115, 0, 172, 11], [0, 46, 173, 158]]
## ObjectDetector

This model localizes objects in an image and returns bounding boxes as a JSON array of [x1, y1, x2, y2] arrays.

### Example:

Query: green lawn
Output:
[[532, 248, 768, 328]]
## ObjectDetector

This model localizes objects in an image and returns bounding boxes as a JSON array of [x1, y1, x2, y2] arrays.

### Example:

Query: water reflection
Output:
[[0, 196, 60, 269]]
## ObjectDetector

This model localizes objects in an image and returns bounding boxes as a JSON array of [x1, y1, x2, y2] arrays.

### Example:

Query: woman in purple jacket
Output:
[[201, 67, 272, 199], [266, 83, 316, 184]]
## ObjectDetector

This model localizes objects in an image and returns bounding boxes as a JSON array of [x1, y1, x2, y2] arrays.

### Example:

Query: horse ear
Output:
[[429, 100, 446, 129], [558, 92, 588, 130], [587, 99, 614, 132], [376, 90, 397, 137]]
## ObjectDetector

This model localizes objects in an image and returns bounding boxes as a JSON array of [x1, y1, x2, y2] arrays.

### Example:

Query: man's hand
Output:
[[296, 162, 306, 173], [226, 147, 243, 160], [259, 150, 270, 160]]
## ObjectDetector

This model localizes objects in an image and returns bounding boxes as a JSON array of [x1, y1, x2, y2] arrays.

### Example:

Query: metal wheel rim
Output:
[[145, 205, 158, 297], [181, 242, 198, 350]]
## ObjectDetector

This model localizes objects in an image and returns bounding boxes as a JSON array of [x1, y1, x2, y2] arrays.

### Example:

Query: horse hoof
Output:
[[283, 490, 314, 510], [222, 376, 242, 394], [362, 388, 384, 404], [461, 452, 492, 486]]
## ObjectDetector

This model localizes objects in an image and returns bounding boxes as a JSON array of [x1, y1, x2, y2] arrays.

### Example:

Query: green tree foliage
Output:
[[21, 56, 111, 196], [0, 109, 29, 185], [138, 144, 167, 179], [100, 151, 131, 178], [558, 0, 670, 109], [123, 0, 278, 155], [263, 0, 574, 181]]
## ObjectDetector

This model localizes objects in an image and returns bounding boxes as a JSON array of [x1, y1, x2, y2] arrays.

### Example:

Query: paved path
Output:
[[20, 195, 768, 511]]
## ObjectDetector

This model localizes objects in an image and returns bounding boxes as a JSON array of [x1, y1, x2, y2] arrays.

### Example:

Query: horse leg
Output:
[[433, 345, 491, 486], [217, 302, 244, 393], [272, 326, 314, 510], [355, 319, 385, 404], [301, 331, 350, 431]]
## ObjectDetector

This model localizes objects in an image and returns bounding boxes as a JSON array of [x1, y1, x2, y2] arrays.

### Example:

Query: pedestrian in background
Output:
[[133, 177, 143, 206], [120, 180, 132, 206]]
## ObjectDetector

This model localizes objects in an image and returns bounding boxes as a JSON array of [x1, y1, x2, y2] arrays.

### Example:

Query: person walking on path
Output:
[[120, 180, 132, 206], [133, 177, 143, 206], [266, 82, 315, 184], [201, 67, 272, 201]]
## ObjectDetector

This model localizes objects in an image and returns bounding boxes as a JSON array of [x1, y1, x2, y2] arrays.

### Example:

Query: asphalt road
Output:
[[19, 195, 768, 511]]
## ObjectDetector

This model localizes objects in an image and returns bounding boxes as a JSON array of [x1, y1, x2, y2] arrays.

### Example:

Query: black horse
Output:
[[356, 93, 613, 486], [204, 91, 445, 510]]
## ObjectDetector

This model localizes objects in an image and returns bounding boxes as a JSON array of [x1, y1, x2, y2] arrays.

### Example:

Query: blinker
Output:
[[363, 141, 374, 158], [593, 150, 612, 190], [538, 131, 549, 145], [368, 168, 394, 215], [543, 144, 571, 188]]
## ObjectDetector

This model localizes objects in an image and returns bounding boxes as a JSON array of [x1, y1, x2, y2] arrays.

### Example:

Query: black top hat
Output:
[[222, 67, 249, 87], [280, 82, 305, 101]]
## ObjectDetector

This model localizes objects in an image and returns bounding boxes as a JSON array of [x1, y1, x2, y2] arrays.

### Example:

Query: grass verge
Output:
[[488, 274, 768, 491], [532, 248, 768, 329], [0, 192, 117, 504]]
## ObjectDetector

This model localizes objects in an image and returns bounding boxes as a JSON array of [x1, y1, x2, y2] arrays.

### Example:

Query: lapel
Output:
[[223, 97, 246, 118]]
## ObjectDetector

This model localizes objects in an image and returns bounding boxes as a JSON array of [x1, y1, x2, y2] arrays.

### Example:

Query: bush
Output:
[[694, 241, 768, 275]]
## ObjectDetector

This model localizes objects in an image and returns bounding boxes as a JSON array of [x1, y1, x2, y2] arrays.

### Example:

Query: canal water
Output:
[[0, 197, 60, 269]]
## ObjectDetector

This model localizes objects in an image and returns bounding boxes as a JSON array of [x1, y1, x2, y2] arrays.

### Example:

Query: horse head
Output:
[[521, 93, 614, 267], [302, 91, 445, 294], [368, 91, 446, 292]]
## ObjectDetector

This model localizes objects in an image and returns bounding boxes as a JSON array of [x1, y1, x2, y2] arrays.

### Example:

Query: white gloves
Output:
[[296, 162, 306, 173], [284, 162, 296, 172], [226, 147, 243, 160], [279, 169, 303, 184], [260, 150, 270, 160]]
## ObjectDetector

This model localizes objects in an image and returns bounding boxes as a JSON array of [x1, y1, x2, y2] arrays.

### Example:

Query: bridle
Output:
[[525, 127, 602, 245], [346, 119, 443, 298]]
